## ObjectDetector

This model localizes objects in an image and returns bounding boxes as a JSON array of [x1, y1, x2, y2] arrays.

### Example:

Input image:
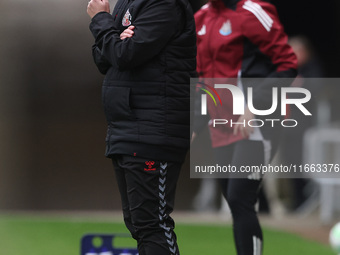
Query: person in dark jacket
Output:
[[87, 0, 196, 254]]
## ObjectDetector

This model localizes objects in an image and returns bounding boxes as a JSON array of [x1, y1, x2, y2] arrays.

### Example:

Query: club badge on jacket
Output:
[[122, 9, 132, 26], [219, 20, 232, 36], [197, 20, 232, 37]]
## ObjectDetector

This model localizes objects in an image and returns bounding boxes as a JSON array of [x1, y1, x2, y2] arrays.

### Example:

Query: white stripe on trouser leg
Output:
[[262, 140, 272, 165], [158, 162, 177, 255], [253, 235, 262, 255]]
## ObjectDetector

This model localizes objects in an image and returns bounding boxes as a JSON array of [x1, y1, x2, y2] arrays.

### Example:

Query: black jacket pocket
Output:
[[103, 86, 135, 122]]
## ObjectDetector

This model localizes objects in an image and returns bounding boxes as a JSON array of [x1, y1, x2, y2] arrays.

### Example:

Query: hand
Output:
[[87, 0, 110, 19], [120, 26, 135, 40], [233, 107, 255, 138]]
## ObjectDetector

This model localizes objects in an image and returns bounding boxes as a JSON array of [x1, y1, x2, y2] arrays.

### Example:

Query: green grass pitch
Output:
[[0, 214, 334, 255]]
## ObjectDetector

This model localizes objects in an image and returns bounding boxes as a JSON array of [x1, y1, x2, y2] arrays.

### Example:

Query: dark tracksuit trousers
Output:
[[112, 155, 183, 255], [215, 139, 277, 255]]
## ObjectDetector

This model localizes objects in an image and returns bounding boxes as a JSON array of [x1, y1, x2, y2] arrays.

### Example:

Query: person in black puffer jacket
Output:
[[87, 0, 196, 254]]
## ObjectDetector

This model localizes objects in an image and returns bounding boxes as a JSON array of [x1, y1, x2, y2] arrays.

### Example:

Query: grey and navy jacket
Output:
[[89, 0, 197, 162]]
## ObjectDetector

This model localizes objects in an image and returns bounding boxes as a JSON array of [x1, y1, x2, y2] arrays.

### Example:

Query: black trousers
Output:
[[112, 155, 183, 255], [215, 139, 274, 255]]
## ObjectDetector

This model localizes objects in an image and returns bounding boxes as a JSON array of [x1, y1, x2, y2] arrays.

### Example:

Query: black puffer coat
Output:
[[90, 0, 197, 161]]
